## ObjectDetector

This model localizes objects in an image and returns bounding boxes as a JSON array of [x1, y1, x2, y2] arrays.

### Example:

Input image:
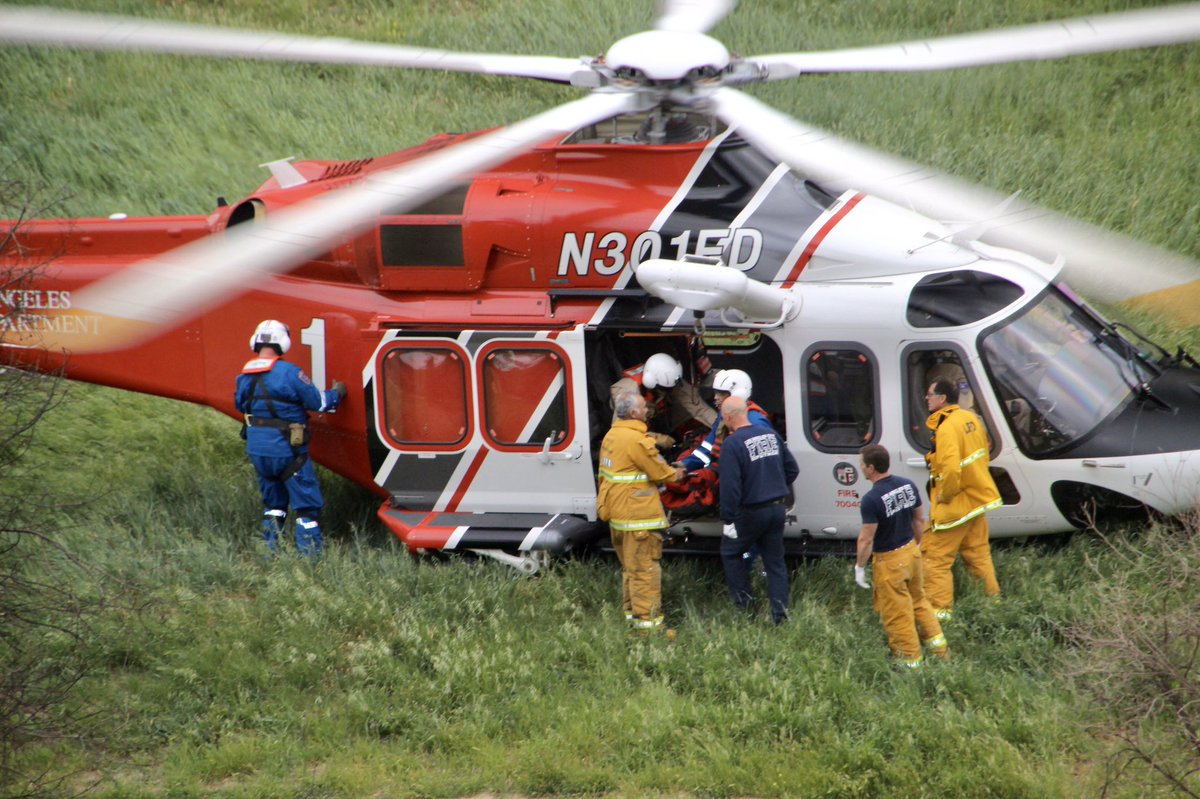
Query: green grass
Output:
[[3, 0, 1200, 796], [6, 395, 1199, 799], [5, 384, 1196, 797]]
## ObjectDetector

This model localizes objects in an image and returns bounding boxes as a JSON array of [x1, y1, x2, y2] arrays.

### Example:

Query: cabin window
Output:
[[381, 346, 469, 446], [903, 347, 995, 455], [481, 346, 569, 448], [803, 347, 878, 451], [907, 270, 1024, 328], [902, 345, 1016, 503]]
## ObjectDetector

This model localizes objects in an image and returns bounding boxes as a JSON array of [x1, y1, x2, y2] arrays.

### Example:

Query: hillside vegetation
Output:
[[2, 0, 1198, 796]]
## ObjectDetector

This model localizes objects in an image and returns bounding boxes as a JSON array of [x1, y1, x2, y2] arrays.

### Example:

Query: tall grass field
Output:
[[3, 1, 1199, 797]]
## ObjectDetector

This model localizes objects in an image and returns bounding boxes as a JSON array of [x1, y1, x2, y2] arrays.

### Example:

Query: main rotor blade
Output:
[[0, 5, 586, 83], [654, 0, 737, 34], [746, 3, 1200, 79], [11, 91, 643, 354], [709, 88, 1200, 313]]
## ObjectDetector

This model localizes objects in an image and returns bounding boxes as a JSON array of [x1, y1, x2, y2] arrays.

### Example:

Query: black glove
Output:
[[331, 380, 347, 401]]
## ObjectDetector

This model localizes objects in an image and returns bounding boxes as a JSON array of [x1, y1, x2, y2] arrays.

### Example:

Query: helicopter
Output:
[[2, 1, 1199, 573]]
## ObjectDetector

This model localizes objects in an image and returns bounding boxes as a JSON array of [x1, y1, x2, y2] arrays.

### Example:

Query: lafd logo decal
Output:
[[833, 462, 858, 485]]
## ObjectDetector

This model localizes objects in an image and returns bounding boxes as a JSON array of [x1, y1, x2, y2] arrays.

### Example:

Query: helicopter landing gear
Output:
[[467, 548, 550, 575]]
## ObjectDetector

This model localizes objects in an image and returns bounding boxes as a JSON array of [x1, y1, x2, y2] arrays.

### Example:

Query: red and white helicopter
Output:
[[3, 1, 1199, 572]]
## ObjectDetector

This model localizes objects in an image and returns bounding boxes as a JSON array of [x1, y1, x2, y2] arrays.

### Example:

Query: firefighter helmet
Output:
[[642, 353, 682, 390], [712, 368, 752, 400], [249, 319, 291, 354]]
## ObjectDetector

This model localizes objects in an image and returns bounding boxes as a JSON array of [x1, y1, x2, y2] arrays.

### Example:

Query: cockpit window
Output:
[[908, 271, 1025, 328], [980, 289, 1149, 456]]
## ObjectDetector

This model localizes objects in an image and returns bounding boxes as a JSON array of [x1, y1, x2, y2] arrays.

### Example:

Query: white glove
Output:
[[722, 523, 737, 539], [854, 565, 871, 590]]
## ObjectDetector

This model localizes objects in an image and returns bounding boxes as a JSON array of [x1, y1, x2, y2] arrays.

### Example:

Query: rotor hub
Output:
[[604, 30, 731, 83]]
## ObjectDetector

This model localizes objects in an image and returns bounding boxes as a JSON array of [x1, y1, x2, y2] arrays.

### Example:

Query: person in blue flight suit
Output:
[[234, 319, 346, 555], [678, 368, 773, 472]]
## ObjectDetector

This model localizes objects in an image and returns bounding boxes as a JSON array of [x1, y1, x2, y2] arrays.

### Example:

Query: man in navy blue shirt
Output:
[[718, 397, 799, 623], [234, 320, 346, 555], [855, 444, 947, 667]]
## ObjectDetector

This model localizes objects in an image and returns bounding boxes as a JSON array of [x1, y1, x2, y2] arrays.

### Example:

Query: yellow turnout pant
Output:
[[920, 514, 1000, 612], [611, 527, 664, 626], [873, 540, 945, 661]]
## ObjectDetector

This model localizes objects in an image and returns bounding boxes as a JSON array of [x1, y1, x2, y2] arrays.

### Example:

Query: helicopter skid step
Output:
[[377, 504, 604, 561]]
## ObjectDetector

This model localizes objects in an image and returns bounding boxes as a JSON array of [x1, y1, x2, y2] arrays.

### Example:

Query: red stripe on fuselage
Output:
[[782, 192, 866, 288], [445, 448, 488, 512], [404, 525, 460, 549], [376, 509, 445, 550]]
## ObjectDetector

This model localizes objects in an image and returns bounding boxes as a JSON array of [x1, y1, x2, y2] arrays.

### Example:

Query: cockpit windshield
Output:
[[980, 288, 1153, 456]]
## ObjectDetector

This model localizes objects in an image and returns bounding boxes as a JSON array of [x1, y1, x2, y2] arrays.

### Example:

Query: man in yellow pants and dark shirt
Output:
[[597, 391, 685, 633], [922, 378, 1003, 620], [855, 444, 948, 667]]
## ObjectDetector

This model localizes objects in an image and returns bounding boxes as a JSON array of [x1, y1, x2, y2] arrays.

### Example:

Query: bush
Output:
[[1064, 515, 1200, 798], [1, 184, 109, 799]]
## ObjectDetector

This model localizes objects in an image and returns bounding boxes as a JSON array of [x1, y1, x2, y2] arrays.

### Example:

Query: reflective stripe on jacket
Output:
[[925, 405, 1003, 531], [596, 419, 678, 529]]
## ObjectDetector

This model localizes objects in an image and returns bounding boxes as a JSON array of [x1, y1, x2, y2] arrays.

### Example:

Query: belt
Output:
[[245, 415, 294, 430], [743, 497, 787, 511]]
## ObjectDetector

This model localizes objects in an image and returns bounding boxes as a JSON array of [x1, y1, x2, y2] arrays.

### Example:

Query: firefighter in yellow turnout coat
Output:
[[597, 392, 685, 632], [922, 379, 1003, 619]]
